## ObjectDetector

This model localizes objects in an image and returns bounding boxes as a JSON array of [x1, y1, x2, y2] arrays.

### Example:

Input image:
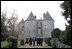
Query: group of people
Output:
[[29, 37, 43, 46]]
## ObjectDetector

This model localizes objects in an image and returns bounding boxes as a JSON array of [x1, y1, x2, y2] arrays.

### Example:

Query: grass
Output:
[[22, 44, 28, 48], [1, 40, 52, 48], [1, 41, 8, 48], [43, 41, 52, 48], [1, 40, 21, 48], [17, 40, 21, 47]]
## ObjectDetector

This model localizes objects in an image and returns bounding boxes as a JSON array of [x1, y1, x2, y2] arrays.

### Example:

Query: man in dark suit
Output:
[[37, 38, 39, 46], [40, 38, 43, 46], [29, 38, 32, 46], [33, 37, 36, 46]]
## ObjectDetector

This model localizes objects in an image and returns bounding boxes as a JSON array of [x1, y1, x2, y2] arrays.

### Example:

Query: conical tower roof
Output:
[[19, 19, 24, 24], [43, 11, 54, 21], [21, 19, 24, 23], [26, 12, 36, 20]]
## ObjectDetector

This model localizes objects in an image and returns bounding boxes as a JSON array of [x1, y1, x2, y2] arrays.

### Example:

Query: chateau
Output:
[[16, 11, 54, 40]]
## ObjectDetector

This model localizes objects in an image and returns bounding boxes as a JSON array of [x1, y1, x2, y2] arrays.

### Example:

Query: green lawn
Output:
[[1, 40, 21, 48], [1, 41, 8, 48], [17, 40, 21, 47], [1, 40, 52, 48]]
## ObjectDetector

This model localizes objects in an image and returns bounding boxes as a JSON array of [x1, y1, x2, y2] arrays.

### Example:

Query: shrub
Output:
[[50, 38, 71, 48], [21, 40, 24, 45], [6, 36, 17, 48], [47, 38, 52, 46], [50, 38, 59, 48], [1, 41, 8, 48], [44, 38, 52, 46], [25, 38, 29, 44]]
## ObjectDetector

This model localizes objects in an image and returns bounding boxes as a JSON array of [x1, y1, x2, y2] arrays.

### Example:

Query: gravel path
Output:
[[18, 42, 52, 48], [19, 45, 45, 48]]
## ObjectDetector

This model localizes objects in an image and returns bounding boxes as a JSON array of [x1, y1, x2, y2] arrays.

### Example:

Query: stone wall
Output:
[[42, 20, 54, 38], [24, 20, 37, 38], [24, 20, 54, 38]]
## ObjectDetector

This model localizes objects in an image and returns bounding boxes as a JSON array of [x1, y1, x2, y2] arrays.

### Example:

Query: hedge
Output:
[[6, 36, 17, 48], [50, 38, 71, 48]]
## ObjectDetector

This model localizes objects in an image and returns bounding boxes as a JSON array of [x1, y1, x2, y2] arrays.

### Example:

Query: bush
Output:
[[50, 38, 58, 48], [21, 40, 24, 45], [47, 38, 52, 46], [1, 41, 8, 48], [6, 36, 17, 48], [51, 28, 61, 39], [25, 38, 29, 44], [50, 38, 71, 48], [44, 38, 52, 46]]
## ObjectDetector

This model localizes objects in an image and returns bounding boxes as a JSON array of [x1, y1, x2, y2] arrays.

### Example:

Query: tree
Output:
[[65, 25, 71, 45], [60, 1, 71, 46], [1, 10, 8, 40], [59, 31, 66, 44], [7, 10, 18, 37], [51, 28, 61, 39], [60, 1, 71, 20], [1, 9, 18, 40], [59, 25, 71, 46]]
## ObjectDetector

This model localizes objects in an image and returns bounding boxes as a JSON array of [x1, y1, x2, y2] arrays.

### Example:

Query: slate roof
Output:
[[20, 19, 24, 23], [43, 11, 54, 21], [26, 12, 36, 20], [18, 19, 24, 25]]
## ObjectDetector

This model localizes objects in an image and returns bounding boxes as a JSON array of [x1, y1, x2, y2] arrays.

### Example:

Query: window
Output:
[[38, 27, 41, 29]]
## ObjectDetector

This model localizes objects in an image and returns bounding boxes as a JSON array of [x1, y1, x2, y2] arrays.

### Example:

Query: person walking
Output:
[[40, 38, 43, 46], [33, 37, 35, 46], [36, 38, 39, 46], [29, 38, 32, 46]]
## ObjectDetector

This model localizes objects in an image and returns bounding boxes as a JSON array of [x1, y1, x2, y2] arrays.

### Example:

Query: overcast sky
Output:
[[1, 1, 68, 31]]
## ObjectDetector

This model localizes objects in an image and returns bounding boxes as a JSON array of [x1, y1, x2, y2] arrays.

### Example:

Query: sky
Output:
[[1, 1, 68, 31]]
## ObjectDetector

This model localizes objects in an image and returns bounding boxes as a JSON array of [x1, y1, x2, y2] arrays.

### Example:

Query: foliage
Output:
[[7, 11, 18, 37], [25, 38, 29, 44], [1, 9, 18, 40], [43, 41, 52, 48], [65, 25, 71, 45], [1, 41, 8, 48], [51, 28, 61, 39], [59, 31, 66, 44], [59, 25, 71, 46], [1, 40, 21, 48], [44, 38, 52, 46], [50, 38, 71, 48], [6, 36, 17, 48], [6, 36, 17, 42], [50, 38, 59, 48], [1, 10, 8, 41], [60, 1, 71, 46], [20, 40, 24, 45], [60, 1, 71, 20]]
